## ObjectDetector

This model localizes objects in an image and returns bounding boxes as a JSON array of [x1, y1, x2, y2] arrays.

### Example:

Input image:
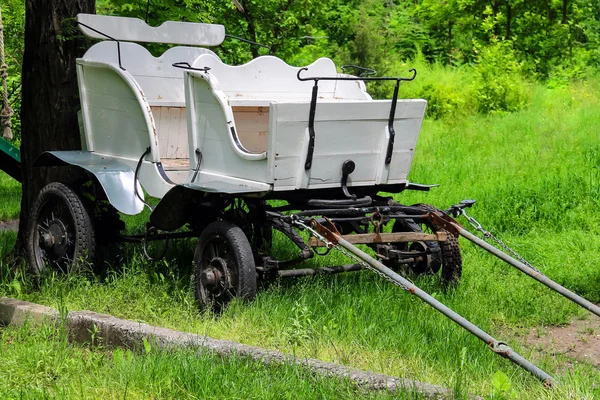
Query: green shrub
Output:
[[472, 40, 527, 114]]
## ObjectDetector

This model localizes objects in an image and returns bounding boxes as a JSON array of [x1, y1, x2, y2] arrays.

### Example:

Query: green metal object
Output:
[[0, 136, 21, 182]]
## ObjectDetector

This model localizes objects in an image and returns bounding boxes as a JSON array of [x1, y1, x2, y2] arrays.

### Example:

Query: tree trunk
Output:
[[506, 1, 512, 40], [492, 1, 501, 36], [447, 20, 453, 65], [561, 0, 568, 24], [15, 0, 95, 254]]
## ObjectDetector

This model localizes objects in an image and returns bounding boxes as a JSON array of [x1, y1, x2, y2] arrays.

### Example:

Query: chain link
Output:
[[291, 217, 410, 291], [459, 210, 541, 273]]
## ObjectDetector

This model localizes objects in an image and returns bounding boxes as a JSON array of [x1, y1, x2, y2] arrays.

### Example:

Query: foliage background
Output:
[[2, 0, 600, 132]]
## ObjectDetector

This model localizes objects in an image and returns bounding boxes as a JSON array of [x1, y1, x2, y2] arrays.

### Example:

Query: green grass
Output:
[[0, 170, 21, 221], [2, 78, 600, 398], [0, 322, 421, 399]]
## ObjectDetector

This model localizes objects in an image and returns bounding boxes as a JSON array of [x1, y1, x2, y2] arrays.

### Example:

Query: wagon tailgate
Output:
[[268, 99, 426, 190]]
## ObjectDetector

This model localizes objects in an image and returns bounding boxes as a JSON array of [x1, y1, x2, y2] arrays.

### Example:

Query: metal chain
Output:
[[291, 217, 410, 291], [459, 209, 541, 273]]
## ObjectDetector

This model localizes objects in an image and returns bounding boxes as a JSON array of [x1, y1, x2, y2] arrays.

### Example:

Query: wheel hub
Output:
[[200, 257, 230, 295], [40, 219, 70, 258]]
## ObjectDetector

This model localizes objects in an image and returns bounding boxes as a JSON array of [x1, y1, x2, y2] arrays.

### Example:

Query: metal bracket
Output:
[[297, 67, 417, 169], [76, 21, 126, 71], [423, 210, 462, 238], [341, 160, 356, 199], [310, 218, 341, 246], [172, 62, 211, 72], [191, 149, 203, 183]]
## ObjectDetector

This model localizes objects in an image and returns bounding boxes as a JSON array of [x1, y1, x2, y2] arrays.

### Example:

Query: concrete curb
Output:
[[1, 297, 455, 399]]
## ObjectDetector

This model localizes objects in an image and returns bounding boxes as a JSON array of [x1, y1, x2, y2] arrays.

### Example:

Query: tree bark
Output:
[[15, 0, 95, 254], [505, 1, 512, 40]]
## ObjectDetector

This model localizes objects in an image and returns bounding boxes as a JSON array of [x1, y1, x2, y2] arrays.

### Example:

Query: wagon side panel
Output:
[[76, 60, 159, 163], [269, 99, 426, 190]]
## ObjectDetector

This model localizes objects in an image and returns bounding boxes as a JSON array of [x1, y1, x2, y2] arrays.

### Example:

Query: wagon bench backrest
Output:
[[191, 54, 371, 102], [81, 41, 218, 107], [78, 41, 219, 165], [76, 14, 226, 164], [77, 14, 226, 46], [188, 54, 373, 155]]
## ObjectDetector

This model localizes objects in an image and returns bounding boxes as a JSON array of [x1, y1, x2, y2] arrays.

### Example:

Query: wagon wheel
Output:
[[225, 198, 272, 253], [78, 177, 124, 245], [385, 219, 442, 275], [194, 220, 257, 312], [416, 204, 463, 286], [26, 182, 96, 275], [438, 229, 462, 285]]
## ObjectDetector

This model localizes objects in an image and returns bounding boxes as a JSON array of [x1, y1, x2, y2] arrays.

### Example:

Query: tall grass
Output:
[[1, 77, 600, 398]]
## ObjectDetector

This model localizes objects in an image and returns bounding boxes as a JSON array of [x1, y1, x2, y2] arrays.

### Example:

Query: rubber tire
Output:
[[408, 203, 463, 285], [26, 182, 96, 275], [194, 220, 257, 312], [439, 229, 462, 286]]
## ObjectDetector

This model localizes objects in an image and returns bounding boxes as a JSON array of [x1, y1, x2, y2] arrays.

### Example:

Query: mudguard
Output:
[[34, 151, 144, 215]]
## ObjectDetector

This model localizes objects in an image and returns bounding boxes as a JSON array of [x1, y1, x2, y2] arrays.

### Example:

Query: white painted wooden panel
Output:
[[78, 64, 155, 161], [192, 55, 338, 100], [333, 77, 372, 100], [186, 74, 269, 185], [269, 100, 426, 190], [82, 42, 218, 106], [78, 14, 225, 46]]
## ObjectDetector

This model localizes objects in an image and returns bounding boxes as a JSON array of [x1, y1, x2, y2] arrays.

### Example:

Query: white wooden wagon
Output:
[[27, 14, 461, 311], [28, 14, 591, 385]]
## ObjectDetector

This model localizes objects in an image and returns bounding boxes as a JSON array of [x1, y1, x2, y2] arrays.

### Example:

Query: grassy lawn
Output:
[[0, 322, 420, 399], [0, 170, 21, 221], [1, 79, 600, 398]]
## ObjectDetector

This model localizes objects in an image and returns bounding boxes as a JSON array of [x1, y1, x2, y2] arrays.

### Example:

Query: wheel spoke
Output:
[[207, 242, 217, 259]]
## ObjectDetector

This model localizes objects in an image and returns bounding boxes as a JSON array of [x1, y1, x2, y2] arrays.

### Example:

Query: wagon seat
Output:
[[182, 54, 426, 194], [75, 14, 226, 199]]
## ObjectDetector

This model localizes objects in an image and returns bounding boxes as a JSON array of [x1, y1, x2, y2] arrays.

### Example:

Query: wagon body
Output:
[[60, 14, 426, 212]]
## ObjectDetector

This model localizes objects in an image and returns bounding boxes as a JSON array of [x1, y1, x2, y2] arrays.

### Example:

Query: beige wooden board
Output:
[[232, 106, 269, 153], [161, 158, 190, 171], [151, 106, 189, 159], [309, 231, 447, 247]]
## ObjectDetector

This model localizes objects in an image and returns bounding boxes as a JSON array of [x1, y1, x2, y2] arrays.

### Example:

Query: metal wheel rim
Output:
[[33, 196, 77, 273], [196, 234, 238, 306]]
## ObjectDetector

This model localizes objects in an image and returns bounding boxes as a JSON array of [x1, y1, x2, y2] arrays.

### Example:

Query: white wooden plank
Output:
[[192, 55, 338, 99], [333, 78, 371, 100], [274, 100, 427, 123], [78, 14, 225, 46], [155, 108, 171, 159]]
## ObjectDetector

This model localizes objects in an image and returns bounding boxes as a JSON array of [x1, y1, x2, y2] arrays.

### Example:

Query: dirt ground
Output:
[[0, 220, 18, 231], [526, 318, 600, 367]]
